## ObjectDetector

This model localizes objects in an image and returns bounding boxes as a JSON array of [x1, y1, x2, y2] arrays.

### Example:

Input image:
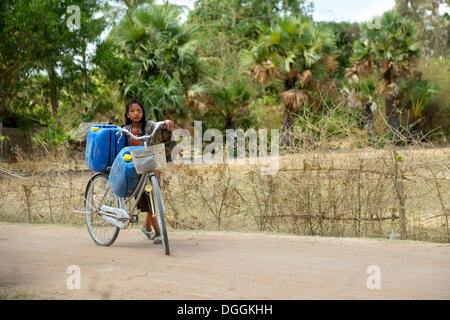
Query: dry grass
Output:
[[1, 144, 448, 243], [161, 147, 449, 242]]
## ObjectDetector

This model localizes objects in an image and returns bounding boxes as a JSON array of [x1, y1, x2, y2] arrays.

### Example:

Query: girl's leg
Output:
[[143, 213, 152, 231], [150, 213, 160, 236], [149, 213, 162, 245]]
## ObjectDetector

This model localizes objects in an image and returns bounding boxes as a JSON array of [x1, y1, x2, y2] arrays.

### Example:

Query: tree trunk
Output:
[[383, 62, 400, 140], [409, 121, 421, 141], [47, 66, 59, 116], [385, 94, 400, 137], [363, 102, 377, 145], [0, 121, 4, 160], [232, 1, 237, 29], [0, 97, 7, 119], [0, 66, 20, 119], [265, 0, 274, 28], [225, 117, 233, 130], [281, 108, 295, 147], [82, 39, 88, 113], [395, 0, 408, 15]]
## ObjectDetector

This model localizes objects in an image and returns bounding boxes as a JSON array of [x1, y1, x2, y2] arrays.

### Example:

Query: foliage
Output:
[[1, 0, 110, 123], [395, 0, 450, 58], [1, 0, 449, 153], [319, 21, 360, 73], [241, 16, 337, 78], [353, 11, 420, 68], [202, 79, 256, 130], [187, 0, 313, 48], [292, 102, 366, 150], [416, 57, 450, 139], [92, 41, 132, 83], [113, 3, 203, 119], [32, 120, 75, 148], [248, 93, 284, 130], [399, 79, 439, 120], [240, 15, 339, 146], [351, 10, 422, 138]]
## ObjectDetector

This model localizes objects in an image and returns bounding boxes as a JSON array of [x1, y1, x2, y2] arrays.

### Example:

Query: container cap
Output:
[[123, 154, 132, 162]]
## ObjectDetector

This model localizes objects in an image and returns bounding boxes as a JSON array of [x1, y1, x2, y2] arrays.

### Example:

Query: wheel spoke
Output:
[[85, 174, 120, 246]]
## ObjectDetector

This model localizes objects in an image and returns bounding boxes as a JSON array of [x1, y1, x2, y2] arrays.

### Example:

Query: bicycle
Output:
[[79, 122, 170, 255]]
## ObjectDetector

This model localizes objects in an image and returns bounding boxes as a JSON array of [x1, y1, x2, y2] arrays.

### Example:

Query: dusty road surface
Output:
[[0, 222, 449, 299]]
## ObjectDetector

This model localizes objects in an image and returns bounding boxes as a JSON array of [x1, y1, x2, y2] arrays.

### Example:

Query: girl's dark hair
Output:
[[124, 98, 146, 133]]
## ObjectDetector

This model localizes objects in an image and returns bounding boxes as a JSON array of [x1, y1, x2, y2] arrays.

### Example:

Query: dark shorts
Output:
[[137, 192, 152, 213], [135, 173, 161, 213]]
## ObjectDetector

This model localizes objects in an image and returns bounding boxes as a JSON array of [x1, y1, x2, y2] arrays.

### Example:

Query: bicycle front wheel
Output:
[[84, 173, 120, 246], [150, 174, 170, 255]]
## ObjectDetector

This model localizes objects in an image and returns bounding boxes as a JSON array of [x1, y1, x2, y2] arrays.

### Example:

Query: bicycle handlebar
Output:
[[116, 121, 167, 141]]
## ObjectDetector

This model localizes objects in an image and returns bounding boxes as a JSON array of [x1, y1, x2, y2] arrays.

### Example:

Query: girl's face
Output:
[[127, 103, 143, 124]]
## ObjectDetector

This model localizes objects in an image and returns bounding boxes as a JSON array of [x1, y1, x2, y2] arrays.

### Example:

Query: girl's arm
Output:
[[144, 119, 173, 133]]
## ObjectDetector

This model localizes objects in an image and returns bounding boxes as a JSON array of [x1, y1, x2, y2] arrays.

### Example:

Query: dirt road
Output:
[[0, 222, 449, 299]]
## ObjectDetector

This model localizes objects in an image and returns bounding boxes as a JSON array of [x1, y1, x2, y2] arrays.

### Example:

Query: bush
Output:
[[248, 93, 283, 130], [418, 58, 450, 141], [31, 121, 75, 148], [291, 102, 371, 151]]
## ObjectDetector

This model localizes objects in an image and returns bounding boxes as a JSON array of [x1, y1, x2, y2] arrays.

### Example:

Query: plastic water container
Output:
[[85, 125, 126, 172], [109, 146, 143, 197]]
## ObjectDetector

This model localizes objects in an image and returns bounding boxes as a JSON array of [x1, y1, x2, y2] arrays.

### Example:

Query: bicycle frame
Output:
[[81, 122, 170, 253], [123, 171, 159, 227]]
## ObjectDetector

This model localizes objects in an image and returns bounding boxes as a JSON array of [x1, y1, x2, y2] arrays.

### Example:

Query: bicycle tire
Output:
[[150, 174, 170, 255], [84, 173, 120, 246]]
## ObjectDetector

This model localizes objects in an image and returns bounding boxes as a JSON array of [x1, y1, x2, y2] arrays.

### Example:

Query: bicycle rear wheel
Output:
[[84, 173, 120, 246], [150, 174, 170, 255]]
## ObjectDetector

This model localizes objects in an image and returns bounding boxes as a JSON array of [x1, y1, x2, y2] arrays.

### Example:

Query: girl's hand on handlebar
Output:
[[165, 120, 174, 132]]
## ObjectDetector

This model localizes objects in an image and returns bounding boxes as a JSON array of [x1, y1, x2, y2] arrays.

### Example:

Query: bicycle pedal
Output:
[[131, 215, 139, 223]]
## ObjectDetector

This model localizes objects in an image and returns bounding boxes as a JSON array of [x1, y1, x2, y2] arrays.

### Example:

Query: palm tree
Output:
[[112, 3, 203, 119], [352, 11, 420, 140], [108, 0, 154, 18], [240, 16, 338, 147], [399, 78, 439, 138], [203, 80, 254, 130], [121, 0, 153, 15], [343, 72, 378, 144]]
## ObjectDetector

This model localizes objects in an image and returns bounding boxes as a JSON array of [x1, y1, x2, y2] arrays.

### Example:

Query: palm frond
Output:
[[282, 89, 312, 112]]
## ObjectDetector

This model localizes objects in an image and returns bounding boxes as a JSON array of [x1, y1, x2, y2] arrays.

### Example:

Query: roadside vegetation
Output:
[[1, 0, 448, 150], [0, 0, 448, 243]]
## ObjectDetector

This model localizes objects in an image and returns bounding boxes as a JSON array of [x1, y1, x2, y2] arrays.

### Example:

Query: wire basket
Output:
[[130, 143, 167, 174]]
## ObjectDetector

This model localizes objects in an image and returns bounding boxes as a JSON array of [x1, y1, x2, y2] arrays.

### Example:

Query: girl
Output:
[[123, 98, 174, 244]]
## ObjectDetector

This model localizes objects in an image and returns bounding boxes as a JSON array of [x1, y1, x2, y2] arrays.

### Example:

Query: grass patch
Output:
[[0, 290, 39, 300]]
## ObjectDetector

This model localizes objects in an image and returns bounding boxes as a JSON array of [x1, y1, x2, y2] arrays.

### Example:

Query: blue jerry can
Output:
[[109, 146, 143, 197], [85, 125, 126, 172]]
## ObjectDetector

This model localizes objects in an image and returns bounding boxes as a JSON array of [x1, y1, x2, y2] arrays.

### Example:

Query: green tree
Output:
[[352, 10, 420, 139], [187, 0, 313, 53], [112, 3, 203, 119], [188, 0, 313, 32], [0, 0, 36, 119], [0, 0, 108, 120], [240, 16, 338, 146], [203, 79, 255, 130], [343, 72, 379, 144], [395, 0, 449, 58], [115, 0, 155, 16], [320, 21, 360, 73], [399, 78, 439, 138]]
